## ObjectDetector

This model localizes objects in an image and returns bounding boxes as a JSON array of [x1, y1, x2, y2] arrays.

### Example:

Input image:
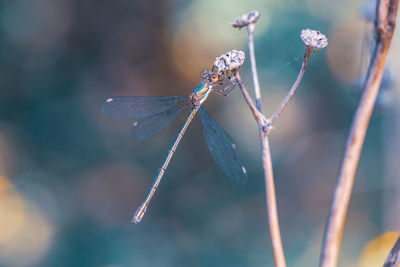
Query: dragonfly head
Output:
[[201, 70, 219, 84]]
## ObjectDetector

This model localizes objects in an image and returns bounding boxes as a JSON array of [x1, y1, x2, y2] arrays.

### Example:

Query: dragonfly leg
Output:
[[212, 82, 236, 97], [216, 71, 226, 83]]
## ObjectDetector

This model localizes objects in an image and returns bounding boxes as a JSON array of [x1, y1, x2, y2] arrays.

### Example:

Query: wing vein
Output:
[[199, 107, 247, 185], [102, 96, 188, 120]]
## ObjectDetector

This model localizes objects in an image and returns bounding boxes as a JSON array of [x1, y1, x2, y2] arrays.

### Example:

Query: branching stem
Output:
[[232, 13, 324, 267], [269, 47, 312, 126], [235, 72, 286, 267]]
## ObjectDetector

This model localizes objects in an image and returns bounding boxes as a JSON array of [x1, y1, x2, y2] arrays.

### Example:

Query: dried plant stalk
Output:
[[384, 235, 400, 267], [231, 10, 286, 266], [235, 71, 286, 267], [319, 1, 400, 266], [230, 11, 328, 265]]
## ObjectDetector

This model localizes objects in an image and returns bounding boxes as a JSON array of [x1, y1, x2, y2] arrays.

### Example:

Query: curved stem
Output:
[[319, 1, 400, 266], [247, 24, 262, 112], [269, 47, 312, 126], [384, 235, 400, 266], [235, 71, 286, 267], [246, 25, 286, 266]]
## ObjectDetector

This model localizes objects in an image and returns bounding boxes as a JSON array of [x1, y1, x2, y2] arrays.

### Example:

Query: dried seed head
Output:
[[213, 50, 245, 74], [231, 10, 260, 28], [300, 29, 328, 50]]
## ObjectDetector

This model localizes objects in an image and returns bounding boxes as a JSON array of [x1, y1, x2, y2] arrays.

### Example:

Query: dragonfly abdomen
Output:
[[132, 107, 198, 224]]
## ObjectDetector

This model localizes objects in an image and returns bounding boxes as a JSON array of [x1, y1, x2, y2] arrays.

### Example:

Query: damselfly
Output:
[[102, 70, 247, 224]]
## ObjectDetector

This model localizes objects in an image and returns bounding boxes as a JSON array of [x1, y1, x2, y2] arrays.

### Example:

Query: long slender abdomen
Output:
[[132, 107, 198, 224]]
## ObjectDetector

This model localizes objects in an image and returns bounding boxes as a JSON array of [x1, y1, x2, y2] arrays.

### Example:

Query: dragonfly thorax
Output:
[[190, 81, 212, 107]]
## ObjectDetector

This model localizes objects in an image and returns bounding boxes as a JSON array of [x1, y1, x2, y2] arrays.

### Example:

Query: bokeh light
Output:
[[170, 0, 271, 81], [327, 17, 368, 83], [0, 176, 54, 266], [0, 0, 399, 265], [358, 232, 400, 267]]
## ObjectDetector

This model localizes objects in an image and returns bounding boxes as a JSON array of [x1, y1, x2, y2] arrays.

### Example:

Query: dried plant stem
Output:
[[231, 12, 324, 266], [234, 27, 316, 267], [245, 21, 286, 267], [234, 73, 267, 125], [247, 24, 262, 112], [319, 1, 400, 266], [260, 133, 285, 266], [235, 72, 286, 267], [269, 47, 312, 126], [384, 235, 400, 266]]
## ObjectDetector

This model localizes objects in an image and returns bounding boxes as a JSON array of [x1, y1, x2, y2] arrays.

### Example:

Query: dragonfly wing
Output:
[[102, 96, 189, 120], [198, 107, 247, 185], [131, 104, 189, 140]]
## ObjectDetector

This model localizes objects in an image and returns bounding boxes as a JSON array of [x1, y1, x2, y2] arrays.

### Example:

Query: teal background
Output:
[[0, 0, 400, 266]]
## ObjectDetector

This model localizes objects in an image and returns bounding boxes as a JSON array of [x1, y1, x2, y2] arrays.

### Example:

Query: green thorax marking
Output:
[[191, 81, 211, 105]]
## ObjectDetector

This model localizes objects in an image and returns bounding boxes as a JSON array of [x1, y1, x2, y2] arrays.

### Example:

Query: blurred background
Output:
[[1, 0, 400, 266]]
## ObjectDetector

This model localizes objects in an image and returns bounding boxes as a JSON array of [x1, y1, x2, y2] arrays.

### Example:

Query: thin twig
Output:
[[247, 23, 262, 112], [269, 47, 312, 126], [243, 15, 286, 267], [232, 11, 286, 266], [319, 1, 400, 266], [267, 29, 327, 132], [232, 13, 327, 266], [384, 235, 400, 267], [235, 72, 286, 267], [234, 73, 268, 125], [234, 24, 327, 267], [260, 133, 285, 267], [247, 18, 285, 267]]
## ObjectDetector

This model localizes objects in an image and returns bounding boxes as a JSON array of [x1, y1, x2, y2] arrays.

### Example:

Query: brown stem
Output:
[[384, 235, 400, 267], [235, 40, 315, 267], [234, 72, 268, 126], [247, 23, 262, 112], [319, 1, 400, 266], [235, 72, 286, 267], [260, 132, 286, 267], [269, 47, 312, 126]]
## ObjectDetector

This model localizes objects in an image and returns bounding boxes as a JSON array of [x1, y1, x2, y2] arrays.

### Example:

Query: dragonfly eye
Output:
[[211, 73, 218, 83], [201, 71, 209, 80]]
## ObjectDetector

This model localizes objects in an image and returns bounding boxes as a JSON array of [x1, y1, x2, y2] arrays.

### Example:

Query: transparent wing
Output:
[[102, 96, 189, 120], [131, 104, 189, 140], [198, 107, 247, 185]]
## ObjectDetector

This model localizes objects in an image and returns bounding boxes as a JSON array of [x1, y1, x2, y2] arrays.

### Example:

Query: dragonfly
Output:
[[102, 70, 247, 224]]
